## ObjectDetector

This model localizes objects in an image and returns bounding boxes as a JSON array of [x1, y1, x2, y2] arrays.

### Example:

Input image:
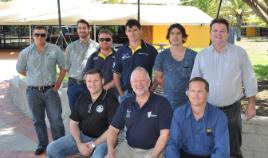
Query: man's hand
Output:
[[77, 143, 92, 157], [105, 150, 116, 158], [53, 81, 61, 91], [245, 102, 256, 121]]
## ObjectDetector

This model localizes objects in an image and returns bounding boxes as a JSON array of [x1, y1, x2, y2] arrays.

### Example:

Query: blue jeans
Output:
[[46, 132, 107, 158], [118, 90, 134, 103], [26, 88, 65, 149], [67, 82, 88, 113]]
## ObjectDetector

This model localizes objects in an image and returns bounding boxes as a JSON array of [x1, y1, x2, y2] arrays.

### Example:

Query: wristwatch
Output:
[[90, 142, 96, 149]]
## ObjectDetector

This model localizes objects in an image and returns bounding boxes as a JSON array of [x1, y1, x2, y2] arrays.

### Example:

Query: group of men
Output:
[[16, 17, 257, 158]]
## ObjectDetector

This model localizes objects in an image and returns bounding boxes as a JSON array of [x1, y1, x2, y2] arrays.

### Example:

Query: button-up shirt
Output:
[[165, 102, 230, 158], [191, 44, 257, 107], [16, 43, 67, 86], [66, 39, 99, 80]]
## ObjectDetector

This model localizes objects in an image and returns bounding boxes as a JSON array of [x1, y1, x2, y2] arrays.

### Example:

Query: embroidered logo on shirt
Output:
[[96, 105, 104, 113], [147, 111, 157, 118], [122, 54, 131, 60], [138, 52, 149, 56], [126, 109, 131, 118], [93, 56, 99, 61]]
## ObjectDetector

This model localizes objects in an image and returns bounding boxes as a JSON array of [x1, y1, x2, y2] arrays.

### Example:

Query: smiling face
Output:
[[210, 23, 229, 46], [85, 73, 103, 95], [98, 33, 112, 51], [130, 69, 150, 97], [33, 29, 47, 46], [77, 22, 90, 39], [188, 81, 209, 108]]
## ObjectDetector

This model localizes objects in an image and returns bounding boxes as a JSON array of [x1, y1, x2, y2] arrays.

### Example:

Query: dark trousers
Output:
[[67, 81, 88, 113], [180, 150, 210, 158], [220, 101, 243, 158]]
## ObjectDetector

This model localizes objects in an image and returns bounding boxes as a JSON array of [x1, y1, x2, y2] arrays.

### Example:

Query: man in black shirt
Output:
[[47, 68, 119, 158]]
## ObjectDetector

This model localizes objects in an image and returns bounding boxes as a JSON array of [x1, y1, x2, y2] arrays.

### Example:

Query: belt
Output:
[[219, 101, 240, 110], [27, 85, 54, 91], [68, 77, 85, 85], [180, 149, 210, 158]]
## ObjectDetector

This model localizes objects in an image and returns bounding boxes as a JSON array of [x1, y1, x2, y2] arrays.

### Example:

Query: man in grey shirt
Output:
[[191, 18, 257, 158], [65, 19, 99, 112], [16, 25, 66, 155]]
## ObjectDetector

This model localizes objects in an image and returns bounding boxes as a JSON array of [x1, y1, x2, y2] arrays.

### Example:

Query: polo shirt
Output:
[[84, 49, 116, 85], [113, 41, 158, 91], [111, 93, 173, 149], [165, 102, 230, 158], [70, 90, 119, 138], [16, 43, 67, 86]]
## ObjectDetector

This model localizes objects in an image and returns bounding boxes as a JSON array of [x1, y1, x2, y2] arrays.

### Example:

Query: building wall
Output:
[[246, 27, 257, 37], [150, 25, 210, 48]]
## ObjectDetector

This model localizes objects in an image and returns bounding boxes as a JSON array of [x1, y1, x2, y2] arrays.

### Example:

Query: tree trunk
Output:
[[242, 0, 268, 24]]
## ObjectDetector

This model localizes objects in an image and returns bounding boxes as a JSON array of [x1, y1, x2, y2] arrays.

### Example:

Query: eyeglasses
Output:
[[34, 33, 46, 38], [99, 38, 111, 42], [88, 103, 93, 114]]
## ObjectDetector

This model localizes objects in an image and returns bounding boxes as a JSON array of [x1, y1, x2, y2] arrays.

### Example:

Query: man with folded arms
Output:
[[16, 25, 65, 155], [165, 77, 229, 158]]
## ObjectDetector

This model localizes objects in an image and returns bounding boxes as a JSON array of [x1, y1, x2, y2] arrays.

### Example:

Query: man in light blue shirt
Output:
[[16, 25, 66, 155], [65, 19, 99, 112], [191, 18, 257, 158], [165, 77, 229, 158]]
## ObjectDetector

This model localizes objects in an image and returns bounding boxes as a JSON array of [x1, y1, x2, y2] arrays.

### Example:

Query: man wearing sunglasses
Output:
[[66, 19, 99, 113], [16, 25, 66, 155], [84, 28, 117, 96], [47, 68, 119, 158]]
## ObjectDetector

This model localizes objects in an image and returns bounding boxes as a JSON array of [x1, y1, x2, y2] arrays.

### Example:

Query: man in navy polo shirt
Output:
[[84, 28, 117, 95], [113, 19, 158, 102], [106, 67, 173, 158]]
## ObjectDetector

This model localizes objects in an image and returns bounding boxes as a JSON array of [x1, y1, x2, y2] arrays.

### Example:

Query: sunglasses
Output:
[[34, 33, 46, 38], [99, 38, 111, 42], [88, 103, 93, 114]]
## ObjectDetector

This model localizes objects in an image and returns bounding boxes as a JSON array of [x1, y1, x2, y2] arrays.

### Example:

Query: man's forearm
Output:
[[151, 129, 169, 157], [107, 126, 119, 153], [113, 73, 124, 96], [70, 120, 82, 145], [94, 130, 108, 145], [103, 80, 115, 90], [56, 69, 66, 84]]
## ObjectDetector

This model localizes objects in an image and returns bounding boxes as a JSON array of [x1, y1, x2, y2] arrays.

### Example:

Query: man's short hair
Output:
[[98, 28, 113, 37], [189, 77, 209, 92], [166, 23, 188, 43], [130, 66, 150, 82], [210, 18, 229, 33], [33, 25, 47, 32], [84, 68, 103, 79], [125, 19, 141, 29], [77, 19, 90, 29]]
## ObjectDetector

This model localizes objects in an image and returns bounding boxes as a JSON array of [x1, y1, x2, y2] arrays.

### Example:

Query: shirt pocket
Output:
[[181, 61, 193, 78]]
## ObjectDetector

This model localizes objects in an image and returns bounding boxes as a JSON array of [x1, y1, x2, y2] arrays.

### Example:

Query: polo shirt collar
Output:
[[98, 49, 113, 60], [128, 40, 147, 54], [89, 89, 107, 103], [186, 102, 209, 119], [131, 92, 153, 109]]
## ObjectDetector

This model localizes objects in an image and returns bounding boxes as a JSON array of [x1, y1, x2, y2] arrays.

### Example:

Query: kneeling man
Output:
[[165, 77, 229, 158], [47, 68, 119, 158]]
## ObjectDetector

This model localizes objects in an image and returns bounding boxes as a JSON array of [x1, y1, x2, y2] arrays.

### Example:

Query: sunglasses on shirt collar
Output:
[[34, 33, 46, 38], [99, 38, 112, 42]]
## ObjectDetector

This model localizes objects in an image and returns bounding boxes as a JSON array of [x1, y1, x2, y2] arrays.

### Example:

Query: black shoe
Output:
[[35, 148, 45, 155]]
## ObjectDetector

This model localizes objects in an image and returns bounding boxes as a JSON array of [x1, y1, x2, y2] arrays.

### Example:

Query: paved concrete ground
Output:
[[0, 50, 48, 157]]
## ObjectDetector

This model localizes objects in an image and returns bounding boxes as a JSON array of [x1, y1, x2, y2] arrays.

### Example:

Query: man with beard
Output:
[[66, 19, 99, 113]]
